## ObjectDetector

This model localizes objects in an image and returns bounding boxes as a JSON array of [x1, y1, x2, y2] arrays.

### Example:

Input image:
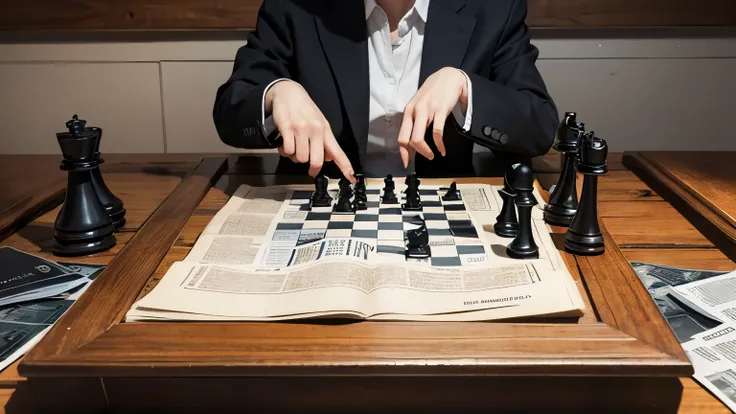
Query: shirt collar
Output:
[[364, 0, 430, 22]]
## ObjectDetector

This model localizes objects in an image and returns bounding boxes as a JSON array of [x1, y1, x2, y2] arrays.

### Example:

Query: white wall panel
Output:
[[0, 62, 164, 154], [161, 61, 249, 153], [537, 58, 736, 151]]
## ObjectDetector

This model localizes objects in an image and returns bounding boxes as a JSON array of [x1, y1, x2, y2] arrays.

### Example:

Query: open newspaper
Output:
[[633, 264, 736, 412], [127, 180, 586, 322]]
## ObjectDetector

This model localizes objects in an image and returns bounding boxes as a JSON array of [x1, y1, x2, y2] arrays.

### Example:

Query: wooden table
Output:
[[623, 151, 736, 261], [0, 153, 732, 413]]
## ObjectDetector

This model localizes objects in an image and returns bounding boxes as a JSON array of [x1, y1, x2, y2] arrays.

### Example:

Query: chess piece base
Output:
[[542, 206, 576, 227], [110, 210, 127, 231], [402, 202, 422, 211], [382, 195, 399, 204], [494, 222, 518, 238], [564, 229, 605, 256], [506, 244, 540, 260], [52, 228, 116, 257], [406, 245, 431, 259]]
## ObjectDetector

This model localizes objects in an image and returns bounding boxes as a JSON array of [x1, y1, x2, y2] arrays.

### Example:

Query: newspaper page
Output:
[[673, 271, 736, 326], [684, 325, 736, 412], [632, 262, 728, 342], [129, 258, 582, 321], [129, 182, 585, 322]]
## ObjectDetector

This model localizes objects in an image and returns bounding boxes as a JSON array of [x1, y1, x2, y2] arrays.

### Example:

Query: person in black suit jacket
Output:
[[213, 0, 558, 181]]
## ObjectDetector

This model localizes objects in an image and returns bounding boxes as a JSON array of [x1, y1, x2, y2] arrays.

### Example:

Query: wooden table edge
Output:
[[623, 151, 736, 261], [15, 166, 691, 380]]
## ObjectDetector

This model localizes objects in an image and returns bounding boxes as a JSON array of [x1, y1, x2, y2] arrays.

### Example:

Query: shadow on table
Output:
[[15, 223, 55, 253]]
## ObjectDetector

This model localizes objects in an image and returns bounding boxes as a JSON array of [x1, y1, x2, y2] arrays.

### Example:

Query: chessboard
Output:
[[240, 173, 566, 273], [281, 179, 489, 267]]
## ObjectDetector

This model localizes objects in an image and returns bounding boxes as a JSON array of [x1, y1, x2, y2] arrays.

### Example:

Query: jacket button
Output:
[[482, 126, 492, 137], [491, 130, 501, 140], [499, 133, 509, 144]]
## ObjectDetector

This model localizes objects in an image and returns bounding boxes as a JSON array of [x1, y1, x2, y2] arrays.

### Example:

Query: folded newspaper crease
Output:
[[127, 182, 586, 322]]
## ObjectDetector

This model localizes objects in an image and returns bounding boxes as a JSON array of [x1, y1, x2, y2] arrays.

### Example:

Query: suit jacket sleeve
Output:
[[213, 0, 293, 149], [464, 0, 558, 158]]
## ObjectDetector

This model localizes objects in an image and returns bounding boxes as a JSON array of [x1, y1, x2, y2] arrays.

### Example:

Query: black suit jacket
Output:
[[213, 0, 558, 177]]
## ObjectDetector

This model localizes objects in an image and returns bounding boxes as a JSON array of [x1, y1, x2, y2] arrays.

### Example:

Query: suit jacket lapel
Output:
[[315, 2, 370, 157], [419, 0, 476, 85]]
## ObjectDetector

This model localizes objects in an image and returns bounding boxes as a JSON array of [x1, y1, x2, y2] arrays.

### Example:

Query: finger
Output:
[[398, 110, 414, 168], [295, 128, 310, 164], [410, 108, 434, 160], [281, 128, 295, 156], [308, 134, 324, 178], [432, 110, 448, 157], [324, 132, 355, 184]]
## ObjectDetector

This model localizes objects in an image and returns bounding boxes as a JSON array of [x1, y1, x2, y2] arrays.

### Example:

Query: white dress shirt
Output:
[[263, 0, 473, 177]]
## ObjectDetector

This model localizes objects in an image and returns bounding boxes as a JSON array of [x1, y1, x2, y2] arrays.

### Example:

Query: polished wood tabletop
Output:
[[0, 153, 732, 413], [624, 151, 736, 261]]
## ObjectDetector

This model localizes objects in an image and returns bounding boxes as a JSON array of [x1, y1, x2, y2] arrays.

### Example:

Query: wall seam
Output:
[[158, 61, 168, 153]]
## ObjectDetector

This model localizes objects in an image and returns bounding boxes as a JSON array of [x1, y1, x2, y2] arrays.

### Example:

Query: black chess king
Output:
[[53, 115, 118, 256]]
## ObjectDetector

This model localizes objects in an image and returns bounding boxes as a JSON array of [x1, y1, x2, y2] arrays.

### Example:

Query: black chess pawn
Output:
[[353, 173, 368, 211], [565, 133, 608, 256], [402, 173, 422, 211], [442, 181, 461, 201], [382, 175, 398, 204], [85, 118, 126, 231], [544, 112, 584, 227], [506, 164, 539, 259], [311, 174, 333, 208], [53, 115, 116, 257], [334, 177, 355, 214], [494, 165, 519, 238]]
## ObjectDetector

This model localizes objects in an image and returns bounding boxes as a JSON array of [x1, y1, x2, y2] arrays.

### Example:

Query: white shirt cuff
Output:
[[452, 70, 473, 132], [262, 78, 292, 137]]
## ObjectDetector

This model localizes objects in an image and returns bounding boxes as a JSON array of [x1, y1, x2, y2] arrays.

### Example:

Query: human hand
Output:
[[398, 67, 469, 167], [266, 81, 356, 183]]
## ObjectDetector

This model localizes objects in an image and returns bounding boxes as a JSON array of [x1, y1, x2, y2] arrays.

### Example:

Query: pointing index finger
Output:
[[324, 131, 356, 184]]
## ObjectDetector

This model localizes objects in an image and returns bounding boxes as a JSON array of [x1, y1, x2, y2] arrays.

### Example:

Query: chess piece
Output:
[[544, 112, 584, 227], [53, 116, 116, 257], [405, 221, 431, 259], [334, 177, 355, 213], [565, 133, 608, 256], [402, 173, 422, 211], [506, 164, 539, 259], [382, 175, 398, 204], [86, 119, 126, 231], [494, 165, 519, 238], [442, 181, 461, 201], [353, 173, 367, 211], [311, 174, 333, 208]]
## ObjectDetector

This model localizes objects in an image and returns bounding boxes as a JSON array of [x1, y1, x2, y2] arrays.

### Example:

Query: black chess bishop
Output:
[[506, 164, 539, 260], [53, 115, 117, 256], [544, 112, 584, 227], [494, 165, 519, 238], [565, 132, 608, 256]]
